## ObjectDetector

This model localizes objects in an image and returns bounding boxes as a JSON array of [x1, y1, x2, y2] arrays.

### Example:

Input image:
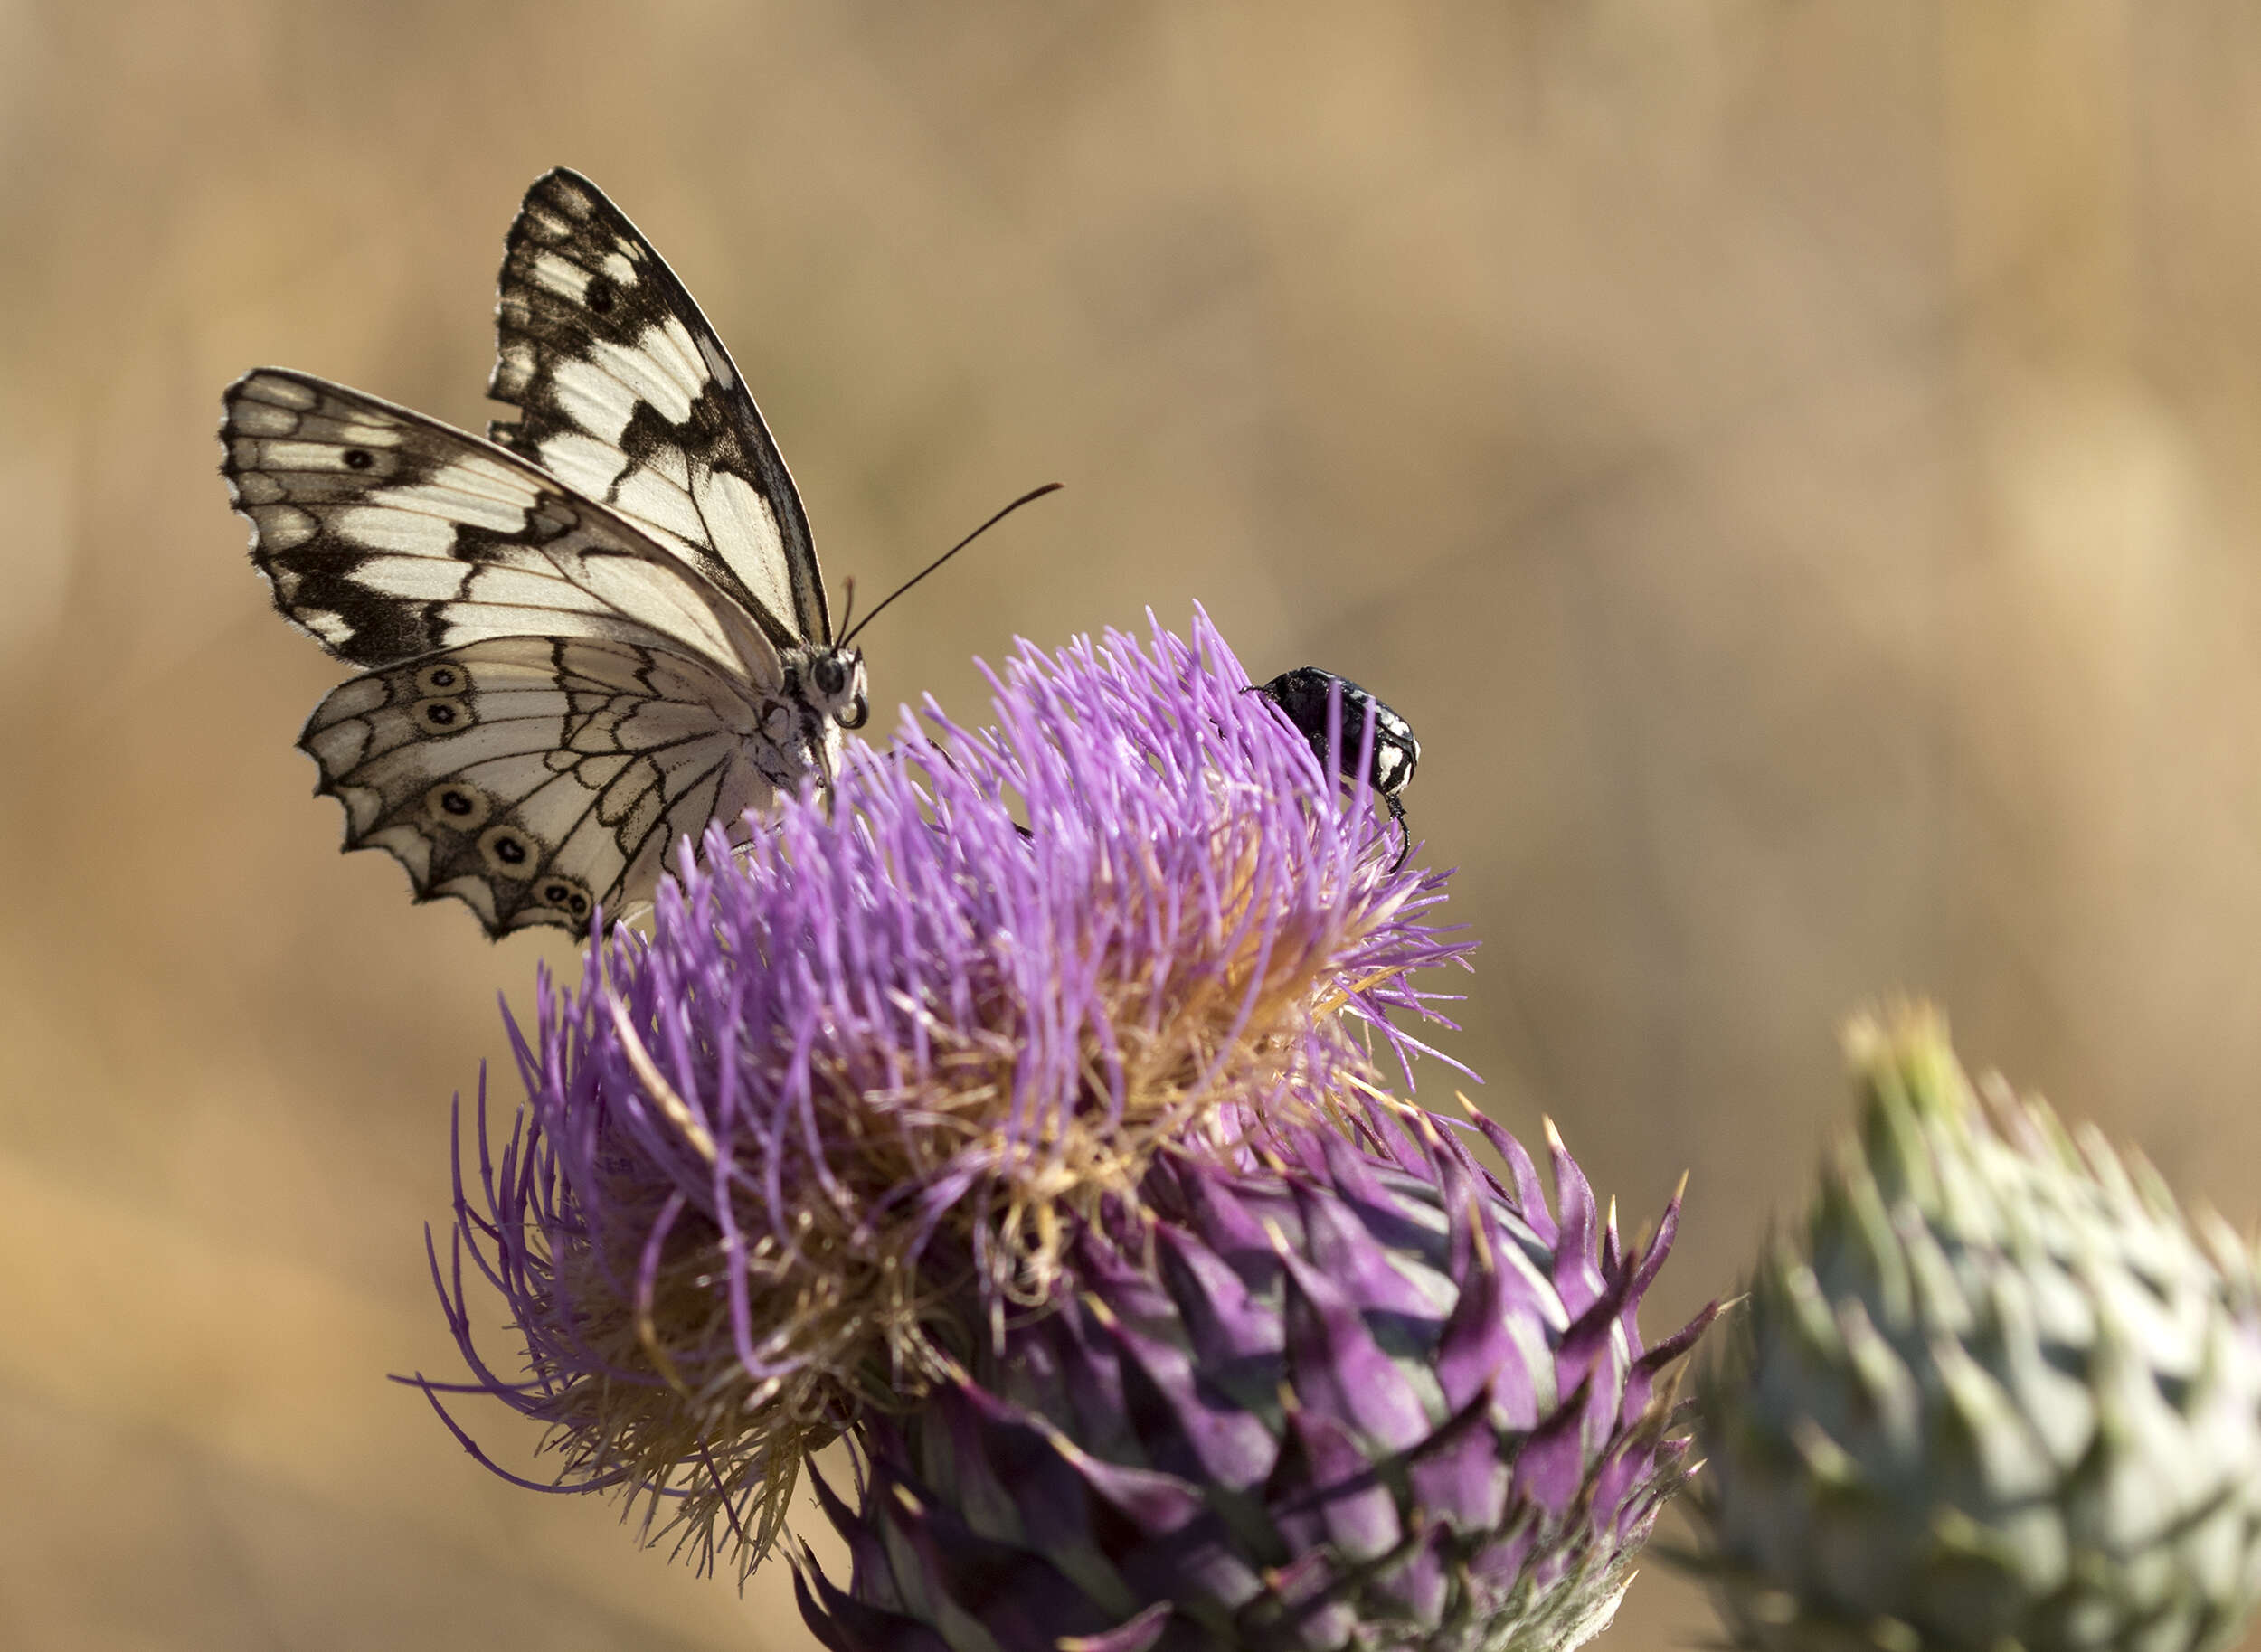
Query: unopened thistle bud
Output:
[[1684, 1006, 2261, 1652]]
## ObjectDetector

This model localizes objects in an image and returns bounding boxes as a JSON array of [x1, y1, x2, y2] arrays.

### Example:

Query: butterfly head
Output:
[[809, 645, 869, 731]]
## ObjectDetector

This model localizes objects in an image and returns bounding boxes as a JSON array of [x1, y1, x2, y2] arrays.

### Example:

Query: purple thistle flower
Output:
[[418, 610, 1473, 1571], [793, 1107, 1719, 1652]]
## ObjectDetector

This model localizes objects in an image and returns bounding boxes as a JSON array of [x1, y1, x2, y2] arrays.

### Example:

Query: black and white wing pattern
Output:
[[222, 367, 846, 938], [298, 637, 803, 936], [488, 167, 828, 655], [223, 369, 777, 676]]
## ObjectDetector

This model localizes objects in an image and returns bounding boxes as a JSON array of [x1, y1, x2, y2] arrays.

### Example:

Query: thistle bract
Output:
[[1685, 1008, 2261, 1652], [796, 1109, 1716, 1652], [422, 611, 1471, 1569]]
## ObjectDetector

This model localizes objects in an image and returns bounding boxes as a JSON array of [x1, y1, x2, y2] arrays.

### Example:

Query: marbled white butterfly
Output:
[[1253, 666, 1420, 871], [222, 169, 877, 938]]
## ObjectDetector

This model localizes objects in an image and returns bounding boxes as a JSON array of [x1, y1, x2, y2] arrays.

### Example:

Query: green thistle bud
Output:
[[1683, 1006, 2261, 1652]]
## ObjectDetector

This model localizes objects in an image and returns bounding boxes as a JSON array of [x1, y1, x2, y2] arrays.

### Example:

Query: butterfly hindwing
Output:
[[300, 636, 798, 937], [489, 167, 828, 653]]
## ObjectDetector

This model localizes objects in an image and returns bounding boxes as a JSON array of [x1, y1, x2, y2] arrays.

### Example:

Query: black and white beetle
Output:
[[1251, 666, 1420, 869]]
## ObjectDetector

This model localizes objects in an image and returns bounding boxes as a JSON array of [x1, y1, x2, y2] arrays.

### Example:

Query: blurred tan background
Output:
[[4, 1, 2259, 1647]]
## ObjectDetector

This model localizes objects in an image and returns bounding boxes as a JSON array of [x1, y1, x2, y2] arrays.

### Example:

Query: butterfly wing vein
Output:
[[488, 167, 830, 651], [298, 637, 787, 934]]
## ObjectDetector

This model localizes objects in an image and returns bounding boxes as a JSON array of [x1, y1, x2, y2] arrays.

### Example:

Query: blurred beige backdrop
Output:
[[3, 2, 2258, 1647]]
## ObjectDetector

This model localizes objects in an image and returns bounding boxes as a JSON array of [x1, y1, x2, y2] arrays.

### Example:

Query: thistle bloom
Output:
[[421, 611, 1472, 1568], [797, 1109, 1717, 1652], [1683, 1008, 2261, 1652]]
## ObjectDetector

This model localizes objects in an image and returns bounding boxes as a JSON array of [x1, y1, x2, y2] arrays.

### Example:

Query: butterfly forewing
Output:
[[488, 167, 829, 652], [222, 368, 782, 681], [301, 636, 792, 937]]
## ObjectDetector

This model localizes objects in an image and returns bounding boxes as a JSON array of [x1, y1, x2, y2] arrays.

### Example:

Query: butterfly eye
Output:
[[422, 782, 493, 831], [416, 663, 467, 696], [478, 824, 537, 878], [414, 696, 471, 732]]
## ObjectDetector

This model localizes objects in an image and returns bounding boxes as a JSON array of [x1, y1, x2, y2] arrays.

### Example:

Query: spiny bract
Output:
[[796, 1107, 1716, 1652], [1683, 1007, 2261, 1652]]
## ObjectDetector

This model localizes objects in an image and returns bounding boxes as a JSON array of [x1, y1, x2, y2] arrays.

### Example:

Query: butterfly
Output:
[[221, 169, 872, 937], [1252, 666, 1420, 871]]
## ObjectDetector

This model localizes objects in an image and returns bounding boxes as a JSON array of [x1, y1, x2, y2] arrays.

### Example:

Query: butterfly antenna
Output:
[[837, 483, 1063, 649], [835, 575, 859, 641]]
